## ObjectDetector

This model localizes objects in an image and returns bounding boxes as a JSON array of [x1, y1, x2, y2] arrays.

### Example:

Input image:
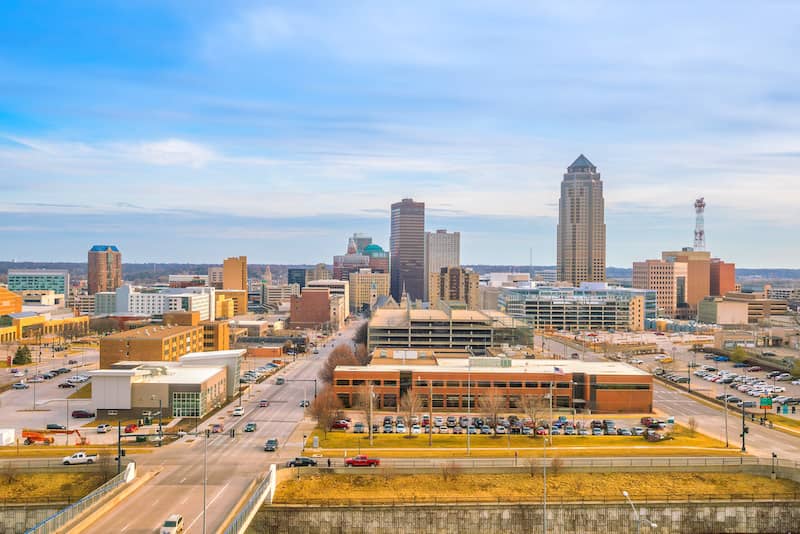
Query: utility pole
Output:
[[369, 383, 374, 446], [740, 407, 747, 452], [428, 381, 433, 447], [117, 420, 122, 474]]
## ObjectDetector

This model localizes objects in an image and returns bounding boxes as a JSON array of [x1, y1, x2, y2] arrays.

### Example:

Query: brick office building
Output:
[[333, 351, 652, 413]]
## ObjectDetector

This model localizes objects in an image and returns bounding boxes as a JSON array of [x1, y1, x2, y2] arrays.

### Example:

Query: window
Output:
[[594, 383, 650, 390], [172, 391, 201, 418], [446, 395, 460, 408], [556, 382, 570, 389], [335, 379, 350, 386], [509, 382, 522, 388], [383, 394, 397, 408], [493, 382, 507, 388], [525, 382, 538, 388], [415, 380, 428, 387], [371, 380, 381, 386], [352, 379, 365, 386], [384, 380, 397, 387], [477, 381, 491, 388], [446, 381, 460, 388], [432, 394, 444, 408], [432, 380, 444, 387]]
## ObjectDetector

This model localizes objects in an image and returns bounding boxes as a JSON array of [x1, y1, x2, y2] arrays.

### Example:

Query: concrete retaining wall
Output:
[[0, 505, 63, 534], [249, 502, 800, 534]]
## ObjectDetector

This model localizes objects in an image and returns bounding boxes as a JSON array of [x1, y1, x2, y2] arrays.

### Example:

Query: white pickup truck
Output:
[[62, 452, 98, 465]]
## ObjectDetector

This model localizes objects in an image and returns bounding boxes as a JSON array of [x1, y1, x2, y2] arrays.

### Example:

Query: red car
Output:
[[331, 420, 350, 430], [124, 424, 138, 433], [344, 455, 380, 467]]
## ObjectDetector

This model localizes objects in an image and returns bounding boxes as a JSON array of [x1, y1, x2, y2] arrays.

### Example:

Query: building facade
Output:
[[223, 256, 248, 291], [208, 267, 224, 289], [332, 356, 652, 413], [0, 287, 23, 315], [710, 258, 736, 296], [661, 249, 711, 311], [88, 245, 122, 295], [424, 229, 460, 300], [721, 292, 788, 324], [99, 324, 205, 368], [499, 284, 654, 332], [557, 155, 606, 286], [8, 269, 71, 299], [287, 268, 307, 289], [632, 259, 689, 318], [168, 274, 209, 288], [306, 280, 350, 317], [367, 306, 521, 355], [114, 285, 216, 321], [349, 269, 390, 312], [306, 263, 332, 283], [261, 284, 300, 307], [390, 198, 425, 301], [428, 266, 479, 310], [290, 288, 337, 329], [697, 297, 749, 326]]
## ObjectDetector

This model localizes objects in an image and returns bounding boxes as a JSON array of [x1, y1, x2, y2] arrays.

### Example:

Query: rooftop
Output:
[[338, 358, 650, 376], [90, 245, 120, 252], [567, 154, 596, 173], [103, 324, 201, 340]]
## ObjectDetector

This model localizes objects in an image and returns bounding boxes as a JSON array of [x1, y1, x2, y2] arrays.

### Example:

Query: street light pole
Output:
[[467, 355, 471, 456], [203, 429, 208, 534], [741, 406, 747, 452]]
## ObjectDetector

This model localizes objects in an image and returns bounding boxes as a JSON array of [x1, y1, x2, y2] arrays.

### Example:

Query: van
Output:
[[264, 438, 278, 451], [161, 514, 183, 534]]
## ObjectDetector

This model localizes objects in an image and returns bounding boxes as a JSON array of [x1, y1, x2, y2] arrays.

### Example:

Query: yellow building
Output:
[[216, 290, 247, 316], [201, 320, 230, 351], [223, 256, 247, 291], [349, 269, 390, 312], [0, 287, 23, 315], [99, 324, 204, 368], [428, 267, 480, 310], [215, 294, 235, 319], [5, 313, 89, 341]]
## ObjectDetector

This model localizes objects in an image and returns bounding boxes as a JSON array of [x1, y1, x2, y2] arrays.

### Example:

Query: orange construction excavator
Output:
[[22, 428, 89, 446]]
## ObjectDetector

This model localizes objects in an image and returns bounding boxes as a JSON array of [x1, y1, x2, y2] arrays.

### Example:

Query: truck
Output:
[[344, 455, 380, 467], [62, 452, 98, 465]]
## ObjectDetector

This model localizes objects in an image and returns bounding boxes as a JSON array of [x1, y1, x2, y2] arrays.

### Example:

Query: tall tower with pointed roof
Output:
[[557, 155, 606, 286]]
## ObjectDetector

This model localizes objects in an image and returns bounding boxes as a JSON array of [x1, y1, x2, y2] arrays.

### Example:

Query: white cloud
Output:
[[130, 138, 217, 168]]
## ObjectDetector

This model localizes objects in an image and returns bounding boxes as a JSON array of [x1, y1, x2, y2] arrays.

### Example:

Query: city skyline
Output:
[[3, 2, 800, 267]]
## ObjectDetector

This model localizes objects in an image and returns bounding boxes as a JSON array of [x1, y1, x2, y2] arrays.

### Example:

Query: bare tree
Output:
[[319, 345, 359, 384], [354, 344, 370, 366], [353, 321, 368, 346], [520, 394, 549, 437], [309, 386, 342, 438], [352, 383, 373, 428], [687, 416, 698, 436], [399, 392, 420, 437], [478, 389, 504, 436]]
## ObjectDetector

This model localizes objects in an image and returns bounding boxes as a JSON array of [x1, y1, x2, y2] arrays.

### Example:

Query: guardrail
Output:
[[305, 456, 800, 470], [221, 464, 276, 534], [279, 492, 800, 507], [25, 462, 135, 534]]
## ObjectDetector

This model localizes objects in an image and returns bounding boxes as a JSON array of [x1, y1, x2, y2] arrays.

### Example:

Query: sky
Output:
[[2, 1, 800, 267]]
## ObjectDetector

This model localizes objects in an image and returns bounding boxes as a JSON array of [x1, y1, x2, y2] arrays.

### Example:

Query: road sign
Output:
[[759, 397, 773, 408]]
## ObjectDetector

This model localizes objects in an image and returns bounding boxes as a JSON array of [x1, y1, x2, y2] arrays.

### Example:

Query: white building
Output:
[[114, 285, 216, 321], [424, 229, 460, 300], [262, 283, 301, 307], [168, 274, 209, 286]]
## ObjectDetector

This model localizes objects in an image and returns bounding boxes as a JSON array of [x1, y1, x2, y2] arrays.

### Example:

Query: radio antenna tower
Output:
[[694, 197, 706, 250]]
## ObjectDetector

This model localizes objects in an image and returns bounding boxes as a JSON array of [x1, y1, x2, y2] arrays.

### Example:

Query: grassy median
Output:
[[305, 425, 735, 457], [275, 472, 799, 504], [0, 471, 107, 501]]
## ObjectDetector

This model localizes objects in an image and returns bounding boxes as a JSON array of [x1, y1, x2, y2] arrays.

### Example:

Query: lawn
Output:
[[770, 414, 800, 431], [68, 383, 92, 399], [274, 472, 800, 504], [0, 471, 107, 502], [305, 425, 733, 457]]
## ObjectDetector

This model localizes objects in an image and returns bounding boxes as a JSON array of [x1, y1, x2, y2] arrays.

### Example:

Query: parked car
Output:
[[776, 373, 793, 381], [353, 422, 365, 433], [12, 382, 29, 389], [58, 382, 76, 389], [46, 423, 66, 430], [287, 457, 317, 467], [71, 410, 95, 418], [396, 423, 407, 434], [411, 424, 422, 434], [480, 425, 492, 435], [68, 359, 79, 364], [383, 425, 393, 434], [331, 420, 350, 430]]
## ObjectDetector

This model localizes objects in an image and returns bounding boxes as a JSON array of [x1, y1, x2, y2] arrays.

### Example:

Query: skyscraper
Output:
[[557, 155, 606, 286], [424, 229, 460, 300], [390, 198, 425, 301], [88, 245, 122, 295]]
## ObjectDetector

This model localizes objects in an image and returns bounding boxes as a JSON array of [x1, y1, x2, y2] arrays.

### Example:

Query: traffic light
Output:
[[229, 428, 236, 438], [744, 426, 749, 434], [205, 429, 211, 438]]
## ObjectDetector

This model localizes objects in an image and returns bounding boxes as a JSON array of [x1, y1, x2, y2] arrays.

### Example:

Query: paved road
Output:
[[83, 320, 364, 534]]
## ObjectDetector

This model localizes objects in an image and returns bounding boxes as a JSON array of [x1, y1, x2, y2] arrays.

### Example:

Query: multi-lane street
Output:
[[83, 321, 363, 534]]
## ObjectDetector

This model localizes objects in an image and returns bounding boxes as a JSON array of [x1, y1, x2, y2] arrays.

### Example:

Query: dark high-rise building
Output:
[[88, 245, 122, 295], [287, 268, 307, 289], [557, 155, 606, 286], [390, 198, 425, 301]]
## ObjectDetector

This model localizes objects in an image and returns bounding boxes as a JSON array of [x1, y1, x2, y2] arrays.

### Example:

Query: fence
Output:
[[25, 462, 135, 534], [221, 464, 276, 534], [317, 455, 800, 469], [282, 492, 800, 507]]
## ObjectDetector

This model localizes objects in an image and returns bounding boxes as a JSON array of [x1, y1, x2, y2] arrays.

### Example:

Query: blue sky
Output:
[[2, 1, 800, 267]]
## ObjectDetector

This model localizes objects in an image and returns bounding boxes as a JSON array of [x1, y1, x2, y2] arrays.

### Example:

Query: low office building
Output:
[[216, 290, 247, 316], [721, 292, 788, 323], [20, 290, 64, 307], [333, 353, 652, 413], [261, 284, 301, 308], [71, 294, 96, 316], [2, 312, 89, 341], [115, 285, 216, 321], [367, 305, 523, 355], [90, 362, 228, 419], [306, 280, 350, 318], [697, 297, 749, 326], [498, 284, 654, 332], [8, 269, 70, 298], [168, 274, 209, 288], [290, 288, 346, 330], [99, 324, 204, 368], [349, 269, 390, 313]]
